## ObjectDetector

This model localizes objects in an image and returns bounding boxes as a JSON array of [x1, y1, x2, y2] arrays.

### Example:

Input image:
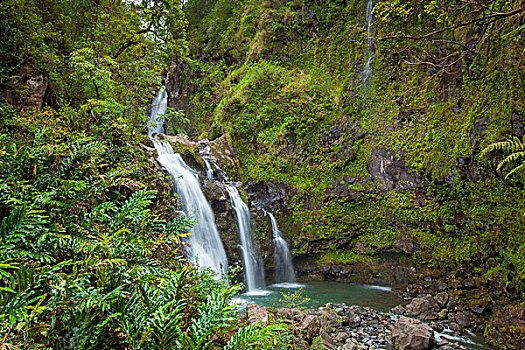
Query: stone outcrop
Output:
[[391, 317, 435, 350], [247, 304, 269, 327], [1, 66, 49, 112], [367, 147, 422, 191], [404, 296, 441, 321], [246, 303, 471, 350]]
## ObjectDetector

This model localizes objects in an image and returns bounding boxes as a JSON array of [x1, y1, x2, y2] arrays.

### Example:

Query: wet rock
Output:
[[454, 312, 470, 329], [367, 147, 421, 191], [405, 296, 440, 320], [434, 292, 449, 308], [295, 314, 321, 341], [247, 304, 269, 326], [391, 317, 435, 350]]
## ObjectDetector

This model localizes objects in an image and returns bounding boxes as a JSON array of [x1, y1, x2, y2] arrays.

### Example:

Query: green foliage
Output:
[[485, 302, 525, 349], [0, 127, 283, 348], [482, 136, 525, 179]]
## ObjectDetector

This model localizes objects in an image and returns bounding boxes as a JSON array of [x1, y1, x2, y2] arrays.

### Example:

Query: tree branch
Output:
[[378, 6, 525, 42]]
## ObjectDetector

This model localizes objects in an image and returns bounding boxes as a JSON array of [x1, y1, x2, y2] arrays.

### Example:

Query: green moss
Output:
[[184, 0, 525, 294], [168, 140, 204, 169], [315, 250, 377, 265]]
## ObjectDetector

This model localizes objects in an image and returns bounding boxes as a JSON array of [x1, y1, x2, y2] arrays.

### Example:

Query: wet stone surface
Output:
[[247, 302, 479, 350]]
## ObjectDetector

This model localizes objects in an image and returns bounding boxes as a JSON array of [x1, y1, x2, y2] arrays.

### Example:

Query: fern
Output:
[[182, 287, 238, 350], [224, 323, 288, 350], [482, 136, 525, 178], [115, 189, 156, 227], [0, 205, 51, 262]]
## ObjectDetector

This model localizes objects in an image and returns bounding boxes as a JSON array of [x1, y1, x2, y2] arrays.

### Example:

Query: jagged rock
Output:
[[342, 343, 357, 350], [319, 329, 336, 350], [294, 338, 310, 350], [1, 66, 49, 113], [454, 312, 471, 329], [334, 331, 349, 342], [160, 133, 195, 147], [434, 292, 449, 308], [165, 54, 184, 109], [405, 296, 440, 320], [294, 314, 321, 341], [438, 309, 448, 319], [276, 308, 294, 320], [367, 147, 421, 191], [391, 317, 435, 350], [392, 304, 407, 315], [247, 304, 269, 326]]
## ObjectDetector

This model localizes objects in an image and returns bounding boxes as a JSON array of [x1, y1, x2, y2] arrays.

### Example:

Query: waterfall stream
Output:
[[267, 212, 296, 283], [225, 185, 266, 292], [362, 0, 375, 99], [148, 89, 228, 278]]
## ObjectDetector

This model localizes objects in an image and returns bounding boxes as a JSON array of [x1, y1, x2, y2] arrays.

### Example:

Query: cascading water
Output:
[[362, 0, 375, 100], [148, 88, 167, 137], [203, 158, 214, 179], [225, 185, 266, 292], [267, 212, 296, 283], [148, 89, 228, 278]]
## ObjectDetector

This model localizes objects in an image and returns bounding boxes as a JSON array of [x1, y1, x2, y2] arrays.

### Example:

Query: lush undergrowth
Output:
[[0, 0, 289, 348], [0, 121, 286, 349]]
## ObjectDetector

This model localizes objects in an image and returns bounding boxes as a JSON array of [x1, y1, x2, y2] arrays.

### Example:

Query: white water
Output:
[[148, 90, 228, 278], [362, 0, 375, 98], [226, 185, 265, 292], [268, 212, 296, 283], [148, 88, 167, 137], [270, 282, 304, 289], [203, 158, 214, 179]]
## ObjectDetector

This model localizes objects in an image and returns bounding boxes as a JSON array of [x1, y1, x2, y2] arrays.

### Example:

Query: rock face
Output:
[[404, 296, 441, 321], [247, 304, 269, 326], [295, 314, 321, 341], [1, 66, 49, 112], [391, 317, 435, 350], [367, 147, 422, 191], [165, 54, 185, 109]]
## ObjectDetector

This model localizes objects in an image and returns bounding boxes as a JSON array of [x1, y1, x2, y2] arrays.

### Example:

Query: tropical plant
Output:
[[482, 136, 525, 179]]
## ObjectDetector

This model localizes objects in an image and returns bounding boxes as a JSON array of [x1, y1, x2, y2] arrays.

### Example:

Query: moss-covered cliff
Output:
[[176, 0, 525, 346]]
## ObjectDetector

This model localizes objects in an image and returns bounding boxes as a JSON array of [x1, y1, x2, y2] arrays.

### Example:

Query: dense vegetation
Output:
[[0, 0, 286, 348], [180, 0, 525, 347], [2, 0, 525, 348]]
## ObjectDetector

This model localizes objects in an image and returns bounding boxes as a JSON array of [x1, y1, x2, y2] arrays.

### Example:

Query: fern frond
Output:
[[505, 162, 525, 179], [481, 136, 525, 155], [115, 189, 156, 226], [224, 323, 287, 350], [498, 151, 525, 169]]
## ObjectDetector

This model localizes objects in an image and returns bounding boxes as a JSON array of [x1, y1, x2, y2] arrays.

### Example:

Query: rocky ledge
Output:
[[246, 302, 477, 350]]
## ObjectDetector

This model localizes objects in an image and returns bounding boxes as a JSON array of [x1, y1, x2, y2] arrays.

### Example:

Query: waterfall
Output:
[[148, 88, 167, 137], [362, 0, 375, 99], [203, 158, 214, 179], [148, 89, 228, 278], [268, 212, 296, 283], [225, 185, 266, 292]]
